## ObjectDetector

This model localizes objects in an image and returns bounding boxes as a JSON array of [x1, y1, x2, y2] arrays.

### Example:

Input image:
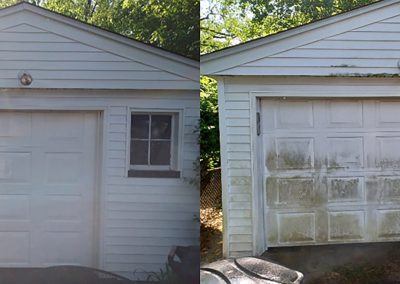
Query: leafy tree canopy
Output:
[[0, 0, 199, 60], [200, 76, 219, 178]]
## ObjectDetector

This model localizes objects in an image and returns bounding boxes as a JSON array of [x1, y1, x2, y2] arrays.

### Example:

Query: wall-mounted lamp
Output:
[[19, 72, 33, 86]]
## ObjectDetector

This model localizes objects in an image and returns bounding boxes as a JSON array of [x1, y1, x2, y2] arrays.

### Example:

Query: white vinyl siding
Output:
[[227, 13, 400, 76], [203, 1, 400, 77], [0, 6, 198, 90]]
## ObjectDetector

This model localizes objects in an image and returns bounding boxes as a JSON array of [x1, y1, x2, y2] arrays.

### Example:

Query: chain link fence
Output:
[[200, 168, 222, 209]]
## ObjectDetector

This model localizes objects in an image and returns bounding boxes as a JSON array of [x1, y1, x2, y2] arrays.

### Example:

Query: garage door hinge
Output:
[[256, 112, 261, 136]]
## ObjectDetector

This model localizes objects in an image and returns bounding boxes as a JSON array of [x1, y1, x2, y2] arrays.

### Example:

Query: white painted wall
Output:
[[0, 89, 199, 280], [219, 76, 400, 258]]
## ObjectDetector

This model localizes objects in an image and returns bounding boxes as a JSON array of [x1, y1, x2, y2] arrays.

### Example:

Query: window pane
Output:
[[131, 115, 149, 139], [131, 140, 149, 165], [151, 115, 172, 139], [150, 141, 171, 165]]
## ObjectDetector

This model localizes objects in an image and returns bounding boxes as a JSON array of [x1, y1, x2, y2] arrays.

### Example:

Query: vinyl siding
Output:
[[224, 15, 400, 76], [0, 9, 198, 89], [0, 89, 199, 280], [220, 82, 253, 257], [104, 99, 199, 280]]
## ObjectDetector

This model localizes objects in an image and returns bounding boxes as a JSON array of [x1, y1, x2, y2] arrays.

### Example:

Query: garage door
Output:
[[0, 111, 97, 266], [262, 99, 400, 246]]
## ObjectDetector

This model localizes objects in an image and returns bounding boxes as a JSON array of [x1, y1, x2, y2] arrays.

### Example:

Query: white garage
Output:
[[201, 0, 400, 258], [0, 2, 199, 280]]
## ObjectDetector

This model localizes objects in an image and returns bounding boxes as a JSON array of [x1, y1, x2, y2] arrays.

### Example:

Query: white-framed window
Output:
[[128, 111, 180, 178]]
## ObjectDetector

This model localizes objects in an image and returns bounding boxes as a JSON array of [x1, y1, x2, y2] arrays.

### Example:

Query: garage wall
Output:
[[220, 76, 400, 258], [103, 99, 199, 280], [0, 89, 199, 280], [236, 10, 400, 76], [206, 1, 400, 77], [0, 5, 198, 90]]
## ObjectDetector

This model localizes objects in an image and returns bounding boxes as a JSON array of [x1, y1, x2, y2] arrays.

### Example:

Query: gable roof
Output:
[[0, 2, 199, 89], [201, 0, 400, 76]]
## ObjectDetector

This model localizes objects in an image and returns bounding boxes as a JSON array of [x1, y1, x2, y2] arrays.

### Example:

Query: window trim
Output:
[[127, 108, 183, 178]]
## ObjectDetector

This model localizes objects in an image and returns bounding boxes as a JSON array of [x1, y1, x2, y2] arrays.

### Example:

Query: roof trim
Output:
[[201, 0, 396, 64], [1, 2, 198, 69]]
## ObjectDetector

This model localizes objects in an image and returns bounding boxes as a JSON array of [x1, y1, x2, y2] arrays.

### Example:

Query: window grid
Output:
[[130, 114, 173, 168]]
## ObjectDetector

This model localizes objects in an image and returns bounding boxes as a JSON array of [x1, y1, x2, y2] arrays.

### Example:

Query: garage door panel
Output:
[[328, 210, 365, 241], [0, 231, 30, 265], [0, 112, 32, 138], [43, 231, 84, 265], [376, 136, 400, 168], [45, 152, 83, 185], [0, 196, 30, 220], [44, 196, 83, 221], [277, 212, 316, 244], [377, 209, 400, 239], [327, 177, 364, 203], [266, 177, 315, 208], [265, 136, 315, 171], [262, 99, 400, 246], [41, 113, 85, 138], [376, 101, 400, 127], [275, 138, 314, 170], [0, 152, 32, 183], [327, 101, 363, 128], [276, 101, 314, 129], [327, 137, 364, 168], [0, 111, 97, 266]]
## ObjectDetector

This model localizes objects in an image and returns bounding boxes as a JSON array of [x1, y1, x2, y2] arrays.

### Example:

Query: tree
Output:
[[0, 0, 199, 60], [44, 0, 199, 59], [200, 76, 219, 179]]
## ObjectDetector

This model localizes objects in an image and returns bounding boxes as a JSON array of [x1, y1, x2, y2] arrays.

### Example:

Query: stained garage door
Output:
[[0, 111, 97, 266], [262, 99, 400, 246]]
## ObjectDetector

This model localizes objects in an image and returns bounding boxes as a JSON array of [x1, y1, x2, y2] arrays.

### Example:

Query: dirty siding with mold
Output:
[[221, 77, 400, 258]]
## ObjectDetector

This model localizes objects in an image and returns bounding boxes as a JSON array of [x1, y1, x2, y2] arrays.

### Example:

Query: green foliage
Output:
[[239, 0, 380, 31], [200, 76, 219, 176], [0, 0, 44, 8], [0, 0, 199, 60], [118, 0, 200, 60]]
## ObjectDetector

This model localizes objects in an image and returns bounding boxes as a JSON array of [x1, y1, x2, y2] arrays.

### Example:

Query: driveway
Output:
[[262, 242, 400, 283], [0, 266, 137, 284]]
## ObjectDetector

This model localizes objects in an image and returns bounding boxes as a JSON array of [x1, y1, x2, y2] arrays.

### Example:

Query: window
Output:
[[128, 112, 180, 178]]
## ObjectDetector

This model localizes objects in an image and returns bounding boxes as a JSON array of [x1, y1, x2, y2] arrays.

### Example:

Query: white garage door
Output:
[[262, 99, 400, 247], [0, 111, 97, 266]]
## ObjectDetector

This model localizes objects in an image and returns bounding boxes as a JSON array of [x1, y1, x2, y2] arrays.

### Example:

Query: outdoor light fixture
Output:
[[19, 72, 33, 86]]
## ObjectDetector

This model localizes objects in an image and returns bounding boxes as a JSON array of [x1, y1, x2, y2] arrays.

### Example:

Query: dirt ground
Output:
[[200, 207, 223, 265]]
